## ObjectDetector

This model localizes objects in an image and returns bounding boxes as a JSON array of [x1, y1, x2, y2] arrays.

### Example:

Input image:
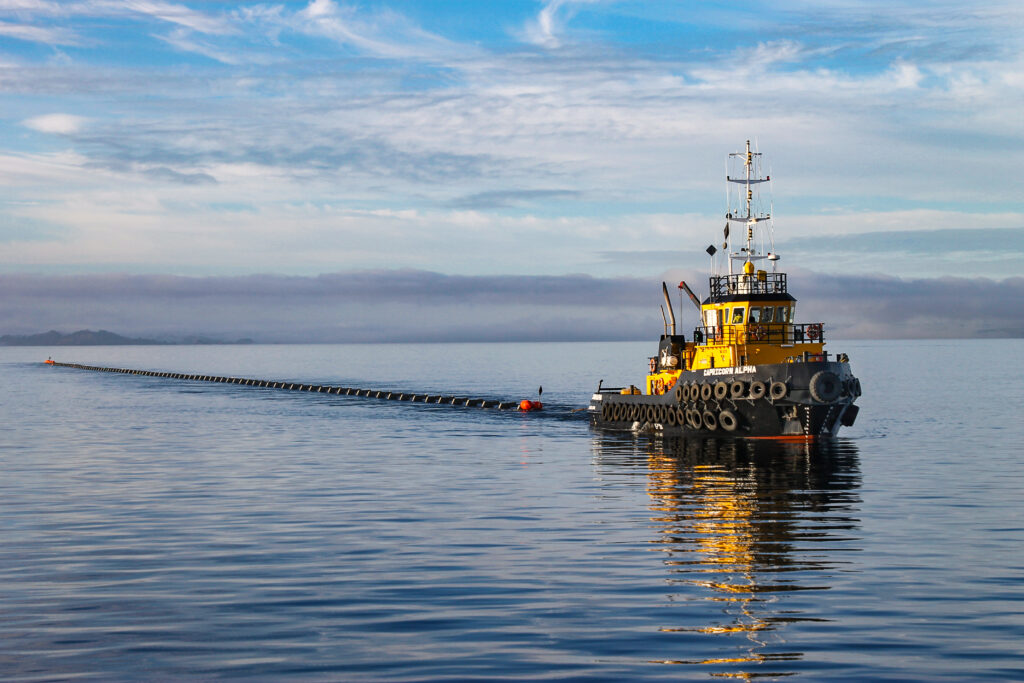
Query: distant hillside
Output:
[[0, 330, 165, 346], [0, 330, 255, 346]]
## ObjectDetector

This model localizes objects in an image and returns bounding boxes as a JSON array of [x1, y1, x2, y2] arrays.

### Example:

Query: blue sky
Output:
[[1, 1, 1023, 339]]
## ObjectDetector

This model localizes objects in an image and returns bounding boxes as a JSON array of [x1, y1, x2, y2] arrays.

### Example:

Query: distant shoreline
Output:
[[0, 330, 253, 346]]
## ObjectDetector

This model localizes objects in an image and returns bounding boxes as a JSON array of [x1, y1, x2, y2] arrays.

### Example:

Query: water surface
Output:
[[2, 340, 1022, 680]]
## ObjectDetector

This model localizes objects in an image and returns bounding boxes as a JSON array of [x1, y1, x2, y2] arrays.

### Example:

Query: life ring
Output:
[[809, 370, 841, 403], [748, 380, 767, 400], [653, 378, 665, 395], [750, 325, 765, 342], [807, 324, 822, 340], [769, 380, 789, 401], [719, 409, 738, 432]]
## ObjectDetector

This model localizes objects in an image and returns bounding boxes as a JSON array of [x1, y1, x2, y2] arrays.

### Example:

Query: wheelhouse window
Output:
[[776, 306, 791, 323], [748, 307, 762, 324], [731, 307, 745, 324]]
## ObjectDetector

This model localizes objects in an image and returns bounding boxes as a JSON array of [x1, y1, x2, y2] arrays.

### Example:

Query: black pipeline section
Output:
[[47, 361, 524, 410]]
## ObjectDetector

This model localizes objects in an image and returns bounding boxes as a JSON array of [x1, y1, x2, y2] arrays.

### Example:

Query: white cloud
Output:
[[292, 0, 468, 62], [302, 0, 335, 20], [155, 27, 250, 65], [522, 0, 601, 48], [110, 0, 234, 35], [0, 0, 56, 10], [0, 19, 80, 44], [22, 113, 88, 134]]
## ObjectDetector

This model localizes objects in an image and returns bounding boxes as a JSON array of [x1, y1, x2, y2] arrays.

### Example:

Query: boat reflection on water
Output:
[[592, 435, 861, 679]]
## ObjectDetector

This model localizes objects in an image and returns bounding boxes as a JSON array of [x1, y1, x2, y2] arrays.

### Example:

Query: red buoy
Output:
[[519, 399, 543, 411]]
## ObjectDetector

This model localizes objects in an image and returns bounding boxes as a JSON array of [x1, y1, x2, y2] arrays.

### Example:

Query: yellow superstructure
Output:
[[644, 268, 825, 395]]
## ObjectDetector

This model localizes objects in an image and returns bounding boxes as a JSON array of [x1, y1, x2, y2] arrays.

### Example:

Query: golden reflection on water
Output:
[[594, 435, 861, 679]]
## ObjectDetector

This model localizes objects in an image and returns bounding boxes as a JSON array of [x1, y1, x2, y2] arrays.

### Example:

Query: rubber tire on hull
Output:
[[749, 381, 766, 400], [769, 380, 788, 401], [809, 371, 842, 403], [718, 409, 738, 432], [702, 410, 718, 431], [729, 381, 746, 399]]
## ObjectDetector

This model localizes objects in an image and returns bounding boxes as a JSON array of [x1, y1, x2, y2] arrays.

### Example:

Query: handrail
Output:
[[708, 272, 788, 298], [691, 322, 825, 346]]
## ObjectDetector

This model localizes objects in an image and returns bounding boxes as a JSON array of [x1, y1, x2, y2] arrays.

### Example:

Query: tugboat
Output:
[[589, 141, 861, 438]]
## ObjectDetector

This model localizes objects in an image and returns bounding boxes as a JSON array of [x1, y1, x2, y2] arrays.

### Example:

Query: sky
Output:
[[1, 0, 1022, 341]]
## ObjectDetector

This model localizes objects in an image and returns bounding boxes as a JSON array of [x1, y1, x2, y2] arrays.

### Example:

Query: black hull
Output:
[[588, 361, 860, 439]]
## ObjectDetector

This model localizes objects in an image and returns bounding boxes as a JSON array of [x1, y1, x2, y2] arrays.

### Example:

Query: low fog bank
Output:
[[2, 269, 1021, 343]]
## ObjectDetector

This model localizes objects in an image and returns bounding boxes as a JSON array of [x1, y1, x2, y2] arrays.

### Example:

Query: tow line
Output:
[[46, 360, 543, 411]]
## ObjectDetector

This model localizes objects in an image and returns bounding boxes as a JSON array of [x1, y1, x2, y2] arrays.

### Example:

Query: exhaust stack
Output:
[[662, 282, 676, 335]]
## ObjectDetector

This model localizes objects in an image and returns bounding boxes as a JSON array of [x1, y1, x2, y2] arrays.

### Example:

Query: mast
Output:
[[726, 140, 775, 272]]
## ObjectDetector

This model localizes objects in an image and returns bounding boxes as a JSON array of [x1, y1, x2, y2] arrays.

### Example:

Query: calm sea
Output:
[[2, 340, 1022, 681]]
